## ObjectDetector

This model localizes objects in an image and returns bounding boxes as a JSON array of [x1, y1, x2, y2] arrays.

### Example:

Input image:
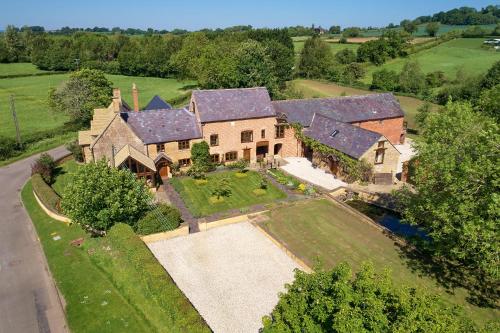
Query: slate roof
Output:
[[121, 109, 201, 144], [272, 93, 404, 127], [192, 87, 275, 123], [144, 95, 172, 111], [304, 113, 381, 159]]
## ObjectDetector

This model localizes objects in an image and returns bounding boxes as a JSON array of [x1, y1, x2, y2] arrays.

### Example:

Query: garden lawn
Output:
[[259, 199, 499, 326], [363, 38, 500, 84], [170, 171, 286, 217], [292, 79, 439, 131], [0, 69, 194, 139], [52, 158, 81, 196], [21, 181, 209, 333]]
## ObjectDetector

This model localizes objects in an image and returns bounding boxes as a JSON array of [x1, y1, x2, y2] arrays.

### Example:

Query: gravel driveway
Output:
[[147, 222, 300, 333]]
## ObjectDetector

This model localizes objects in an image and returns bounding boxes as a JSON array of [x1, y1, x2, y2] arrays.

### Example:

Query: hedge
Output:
[[104, 224, 209, 331], [31, 173, 61, 213], [136, 204, 182, 235]]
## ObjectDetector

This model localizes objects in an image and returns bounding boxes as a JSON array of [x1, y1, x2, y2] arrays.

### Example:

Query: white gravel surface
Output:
[[147, 222, 300, 333], [280, 157, 347, 190]]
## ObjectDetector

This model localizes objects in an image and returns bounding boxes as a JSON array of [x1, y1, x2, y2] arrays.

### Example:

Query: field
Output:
[[363, 38, 500, 83], [259, 199, 499, 325], [0, 62, 51, 77], [170, 171, 286, 217], [292, 79, 438, 131], [293, 39, 359, 57], [0, 69, 195, 139], [22, 178, 209, 333], [361, 24, 497, 37]]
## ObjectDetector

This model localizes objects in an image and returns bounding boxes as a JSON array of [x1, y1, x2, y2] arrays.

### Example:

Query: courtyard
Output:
[[147, 222, 301, 333], [280, 157, 347, 190]]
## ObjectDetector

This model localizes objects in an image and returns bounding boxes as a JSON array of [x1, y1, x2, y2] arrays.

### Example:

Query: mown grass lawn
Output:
[[259, 199, 499, 326], [21, 180, 209, 333], [292, 79, 439, 131], [52, 158, 80, 196], [170, 171, 286, 217], [363, 38, 499, 83]]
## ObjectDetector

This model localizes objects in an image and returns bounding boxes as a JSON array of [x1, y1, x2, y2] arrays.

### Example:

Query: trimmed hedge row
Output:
[[31, 173, 61, 213], [104, 224, 209, 331]]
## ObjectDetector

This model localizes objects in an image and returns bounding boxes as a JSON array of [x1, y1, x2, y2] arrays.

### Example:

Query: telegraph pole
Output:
[[10, 95, 22, 148]]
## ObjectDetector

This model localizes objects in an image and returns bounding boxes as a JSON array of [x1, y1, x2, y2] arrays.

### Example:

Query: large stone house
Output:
[[78, 85, 405, 185]]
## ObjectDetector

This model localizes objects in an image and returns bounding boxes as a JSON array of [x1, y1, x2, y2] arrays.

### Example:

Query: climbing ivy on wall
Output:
[[291, 123, 373, 183]]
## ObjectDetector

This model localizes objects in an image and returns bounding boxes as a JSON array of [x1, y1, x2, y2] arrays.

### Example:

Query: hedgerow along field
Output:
[[363, 38, 500, 84], [293, 37, 359, 58], [291, 79, 438, 132], [0, 68, 195, 140]]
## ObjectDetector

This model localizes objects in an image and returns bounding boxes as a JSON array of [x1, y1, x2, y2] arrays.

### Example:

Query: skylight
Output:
[[330, 130, 339, 138]]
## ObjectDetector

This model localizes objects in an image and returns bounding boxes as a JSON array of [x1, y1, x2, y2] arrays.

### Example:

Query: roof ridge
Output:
[[272, 92, 395, 104], [194, 86, 268, 93], [313, 112, 383, 137]]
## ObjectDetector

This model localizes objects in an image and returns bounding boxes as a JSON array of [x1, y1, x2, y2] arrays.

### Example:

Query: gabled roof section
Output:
[[304, 113, 382, 159], [192, 87, 275, 123], [144, 95, 172, 111], [272, 93, 404, 127], [114, 144, 156, 171], [121, 109, 202, 144], [90, 108, 115, 136], [78, 130, 92, 145]]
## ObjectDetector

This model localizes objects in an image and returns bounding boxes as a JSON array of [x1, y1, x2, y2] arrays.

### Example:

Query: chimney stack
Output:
[[111, 88, 122, 113], [132, 83, 139, 112]]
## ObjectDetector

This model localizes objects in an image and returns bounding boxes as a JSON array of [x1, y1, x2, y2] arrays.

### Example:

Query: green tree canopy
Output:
[[62, 160, 152, 231], [297, 36, 333, 79], [49, 68, 112, 126], [398, 102, 499, 302], [425, 22, 440, 37], [398, 61, 426, 94], [262, 262, 476, 332]]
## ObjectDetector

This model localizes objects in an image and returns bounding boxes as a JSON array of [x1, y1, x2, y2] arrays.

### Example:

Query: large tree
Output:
[[398, 61, 426, 94], [398, 102, 499, 302], [62, 160, 152, 231], [48, 68, 112, 126], [425, 22, 440, 37], [262, 263, 476, 332], [297, 36, 333, 78]]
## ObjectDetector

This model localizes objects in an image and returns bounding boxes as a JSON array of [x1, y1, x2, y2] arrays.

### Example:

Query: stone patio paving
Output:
[[280, 157, 347, 190], [147, 222, 300, 333]]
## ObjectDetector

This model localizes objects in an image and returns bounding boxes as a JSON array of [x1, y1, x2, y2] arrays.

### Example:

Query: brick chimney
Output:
[[132, 83, 139, 112], [111, 88, 122, 113]]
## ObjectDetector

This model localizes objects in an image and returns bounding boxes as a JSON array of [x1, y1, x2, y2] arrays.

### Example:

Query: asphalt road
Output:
[[0, 147, 69, 333]]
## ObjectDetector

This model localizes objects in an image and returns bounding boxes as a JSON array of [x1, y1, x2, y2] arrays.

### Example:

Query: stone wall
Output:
[[91, 115, 145, 162], [360, 138, 400, 179]]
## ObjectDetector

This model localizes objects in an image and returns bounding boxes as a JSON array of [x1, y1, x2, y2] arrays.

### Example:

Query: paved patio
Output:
[[394, 138, 417, 174], [147, 222, 300, 333], [280, 157, 347, 190]]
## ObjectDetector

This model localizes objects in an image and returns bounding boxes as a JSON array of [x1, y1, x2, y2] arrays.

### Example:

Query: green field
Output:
[[361, 24, 497, 37], [363, 38, 500, 83], [259, 199, 499, 325], [293, 40, 359, 57], [0, 62, 51, 77], [0, 70, 194, 139], [292, 79, 438, 131], [22, 178, 209, 333], [52, 158, 80, 196], [170, 171, 286, 217]]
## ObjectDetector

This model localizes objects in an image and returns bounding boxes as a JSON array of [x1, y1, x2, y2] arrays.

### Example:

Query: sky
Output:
[[1, 1, 497, 31]]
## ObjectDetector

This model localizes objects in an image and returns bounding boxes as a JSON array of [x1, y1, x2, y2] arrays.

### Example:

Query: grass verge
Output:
[[21, 180, 209, 333], [258, 199, 499, 326], [170, 170, 286, 217]]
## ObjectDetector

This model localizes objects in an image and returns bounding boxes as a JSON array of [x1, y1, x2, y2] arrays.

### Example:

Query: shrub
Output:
[[260, 178, 268, 189], [0, 136, 20, 160], [61, 160, 152, 232], [187, 163, 206, 179], [371, 69, 399, 91], [31, 153, 56, 184], [226, 158, 249, 170], [252, 188, 266, 196], [339, 37, 348, 44], [65, 140, 84, 162], [335, 49, 356, 65], [426, 71, 447, 88], [31, 173, 61, 213], [136, 204, 182, 235], [211, 176, 232, 200], [190, 141, 213, 172]]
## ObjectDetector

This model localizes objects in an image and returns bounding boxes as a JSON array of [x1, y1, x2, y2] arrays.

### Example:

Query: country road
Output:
[[0, 147, 69, 333]]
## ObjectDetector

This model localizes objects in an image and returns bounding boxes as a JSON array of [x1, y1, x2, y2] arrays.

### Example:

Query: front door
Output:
[[243, 148, 251, 162], [158, 162, 169, 178]]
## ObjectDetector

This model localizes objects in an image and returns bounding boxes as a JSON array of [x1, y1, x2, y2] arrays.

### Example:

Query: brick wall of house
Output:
[[351, 117, 404, 144], [92, 115, 145, 162], [201, 117, 293, 163], [279, 126, 303, 158]]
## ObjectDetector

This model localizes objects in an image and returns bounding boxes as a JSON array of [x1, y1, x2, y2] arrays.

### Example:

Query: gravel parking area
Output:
[[147, 222, 300, 333]]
